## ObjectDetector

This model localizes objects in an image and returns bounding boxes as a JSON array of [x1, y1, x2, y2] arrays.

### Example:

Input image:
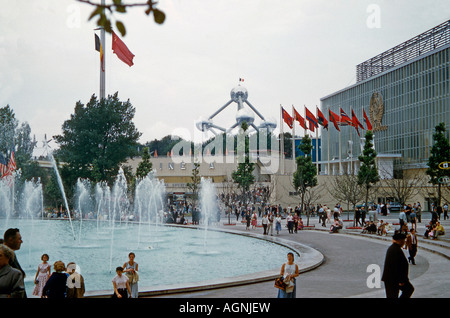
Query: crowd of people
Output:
[[0, 228, 140, 298]]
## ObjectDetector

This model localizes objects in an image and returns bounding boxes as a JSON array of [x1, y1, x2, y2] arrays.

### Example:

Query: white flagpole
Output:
[[292, 105, 296, 173], [327, 106, 330, 175], [100, 0, 106, 100], [280, 105, 284, 174], [339, 107, 342, 175], [315, 106, 319, 175]]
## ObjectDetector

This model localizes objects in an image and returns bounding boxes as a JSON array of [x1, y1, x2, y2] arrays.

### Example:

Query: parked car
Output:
[[387, 202, 402, 211]]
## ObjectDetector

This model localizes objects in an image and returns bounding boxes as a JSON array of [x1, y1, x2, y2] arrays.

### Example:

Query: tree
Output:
[[357, 130, 379, 214], [135, 147, 153, 179], [54, 92, 141, 187], [426, 122, 450, 206], [328, 173, 365, 223], [186, 160, 201, 212], [232, 121, 255, 203], [293, 134, 317, 224], [379, 163, 424, 207], [0, 105, 18, 157], [79, 0, 165, 36]]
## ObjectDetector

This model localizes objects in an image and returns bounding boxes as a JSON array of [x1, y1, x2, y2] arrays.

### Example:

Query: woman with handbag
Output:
[[277, 252, 299, 298], [123, 252, 139, 298]]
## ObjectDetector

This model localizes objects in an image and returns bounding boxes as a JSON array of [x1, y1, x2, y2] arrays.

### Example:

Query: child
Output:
[[32, 254, 51, 298], [112, 266, 131, 298]]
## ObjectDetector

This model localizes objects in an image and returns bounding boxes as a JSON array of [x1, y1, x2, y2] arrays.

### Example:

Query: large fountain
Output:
[[0, 162, 296, 297]]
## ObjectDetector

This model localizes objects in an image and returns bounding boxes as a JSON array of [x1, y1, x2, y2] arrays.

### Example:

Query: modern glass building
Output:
[[320, 20, 450, 175]]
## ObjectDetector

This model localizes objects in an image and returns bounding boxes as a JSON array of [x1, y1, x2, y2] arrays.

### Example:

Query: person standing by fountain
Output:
[[123, 252, 139, 298], [32, 254, 51, 298], [43, 261, 68, 298], [3, 228, 26, 298], [277, 252, 299, 298], [112, 266, 132, 299]]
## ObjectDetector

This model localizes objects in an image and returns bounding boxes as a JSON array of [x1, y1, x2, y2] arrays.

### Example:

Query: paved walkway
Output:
[[144, 213, 450, 298]]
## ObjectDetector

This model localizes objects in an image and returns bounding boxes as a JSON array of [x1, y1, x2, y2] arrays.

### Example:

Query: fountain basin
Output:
[[1, 218, 301, 296]]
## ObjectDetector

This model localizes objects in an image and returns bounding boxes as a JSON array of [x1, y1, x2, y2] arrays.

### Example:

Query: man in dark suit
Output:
[[381, 231, 414, 298]]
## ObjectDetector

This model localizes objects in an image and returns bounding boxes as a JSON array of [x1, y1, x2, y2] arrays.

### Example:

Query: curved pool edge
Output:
[[84, 224, 325, 298]]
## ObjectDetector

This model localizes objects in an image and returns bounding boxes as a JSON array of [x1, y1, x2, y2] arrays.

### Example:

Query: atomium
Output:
[[196, 85, 277, 135]]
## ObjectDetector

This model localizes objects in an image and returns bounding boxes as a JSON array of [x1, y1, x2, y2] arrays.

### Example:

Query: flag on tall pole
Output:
[[0, 153, 7, 177], [316, 106, 328, 129], [112, 31, 135, 67], [95, 33, 105, 72], [363, 108, 373, 131], [305, 107, 318, 132], [328, 109, 340, 131], [281, 107, 293, 129], [293, 107, 307, 130], [339, 108, 352, 126], [351, 109, 364, 136]]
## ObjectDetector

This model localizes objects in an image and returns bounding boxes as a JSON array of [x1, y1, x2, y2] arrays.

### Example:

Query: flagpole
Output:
[[292, 105, 296, 173], [339, 107, 342, 175], [315, 105, 319, 175], [280, 105, 284, 174], [327, 106, 330, 175], [100, 0, 106, 100], [350, 107, 354, 174]]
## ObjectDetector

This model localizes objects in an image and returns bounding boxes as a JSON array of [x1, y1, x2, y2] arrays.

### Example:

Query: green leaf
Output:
[[116, 21, 126, 37], [153, 8, 166, 24]]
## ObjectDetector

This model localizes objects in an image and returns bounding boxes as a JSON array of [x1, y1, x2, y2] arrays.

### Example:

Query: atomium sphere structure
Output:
[[196, 85, 277, 135]]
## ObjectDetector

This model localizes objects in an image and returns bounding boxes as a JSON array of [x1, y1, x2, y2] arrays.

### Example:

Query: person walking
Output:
[[267, 212, 274, 236], [32, 254, 51, 297], [275, 213, 282, 235], [277, 252, 299, 298], [261, 213, 268, 235], [381, 231, 414, 298], [0, 244, 25, 298], [405, 229, 418, 265], [3, 228, 26, 298], [123, 252, 139, 298]]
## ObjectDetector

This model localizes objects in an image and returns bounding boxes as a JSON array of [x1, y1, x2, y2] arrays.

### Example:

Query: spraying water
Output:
[[48, 152, 76, 240], [199, 177, 220, 253]]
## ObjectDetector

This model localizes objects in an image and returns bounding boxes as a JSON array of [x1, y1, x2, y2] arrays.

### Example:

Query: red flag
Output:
[[351, 109, 364, 129], [329, 109, 340, 131], [8, 151, 16, 171], [305, 107, 318, 132], [281, 107, 293, 129], [293, 107, 306, 130], [340, 108, 352, 126], [316, 107, 328, 129], [363, 109, 373, 131], [112, 31, 135, 67], [351, 109, 364, 136]]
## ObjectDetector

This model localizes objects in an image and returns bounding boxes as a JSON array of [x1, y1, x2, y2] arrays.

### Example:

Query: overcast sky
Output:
[[0, 0, 448, 156]]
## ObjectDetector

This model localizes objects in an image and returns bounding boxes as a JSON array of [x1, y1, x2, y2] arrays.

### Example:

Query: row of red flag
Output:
[[282, 106, 372, 136], [0, 151, 17, 187]]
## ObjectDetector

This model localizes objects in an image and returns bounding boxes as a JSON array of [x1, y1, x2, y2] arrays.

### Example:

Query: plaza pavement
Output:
[[141, 212, 450, 299]]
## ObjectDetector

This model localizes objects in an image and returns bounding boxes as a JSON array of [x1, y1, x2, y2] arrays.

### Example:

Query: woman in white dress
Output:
[[32, 254, 51, 297], [277, 252, 299, 298], [123, 252, 139, 298]]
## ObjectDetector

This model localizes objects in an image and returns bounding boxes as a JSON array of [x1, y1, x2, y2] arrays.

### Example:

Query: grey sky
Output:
[[0, 0, 448, 156]]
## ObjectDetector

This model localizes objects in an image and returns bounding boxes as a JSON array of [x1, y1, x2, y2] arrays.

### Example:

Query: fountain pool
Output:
[[1, 218, 296, 296]]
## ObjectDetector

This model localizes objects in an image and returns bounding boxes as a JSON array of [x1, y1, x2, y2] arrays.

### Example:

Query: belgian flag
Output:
[[95, 33, 104, 72]]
